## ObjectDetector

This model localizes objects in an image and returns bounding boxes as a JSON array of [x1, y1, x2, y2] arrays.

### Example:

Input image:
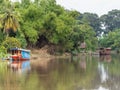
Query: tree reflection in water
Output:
[[0, 54, 120, 90]]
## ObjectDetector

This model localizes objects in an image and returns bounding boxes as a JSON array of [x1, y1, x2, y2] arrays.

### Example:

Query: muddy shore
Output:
[[30, 48, 71, 61]]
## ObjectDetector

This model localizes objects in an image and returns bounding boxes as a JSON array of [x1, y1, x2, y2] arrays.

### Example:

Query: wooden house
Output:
[[99, 48, 111, 55]]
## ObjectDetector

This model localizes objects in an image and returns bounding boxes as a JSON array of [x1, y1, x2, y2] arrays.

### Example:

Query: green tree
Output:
[[0, 0, 98, 52], [2, 10, 19, 36], [0, 0, 19, 37], [99, 29, 120, 49], [19, 0, 75, 50], [100, 9, 120, 34], [78, 12, 101, 36], [79, 24, 98, 50], [1, 37, 21, 50]]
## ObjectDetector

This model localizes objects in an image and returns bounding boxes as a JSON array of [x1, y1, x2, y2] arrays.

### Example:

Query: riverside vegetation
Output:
[[0, 0, 120, 57]]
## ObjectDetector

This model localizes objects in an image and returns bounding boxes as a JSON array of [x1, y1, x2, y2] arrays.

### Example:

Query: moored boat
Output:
[[99, 48, 111, 55], [9, 47, 31, 61]]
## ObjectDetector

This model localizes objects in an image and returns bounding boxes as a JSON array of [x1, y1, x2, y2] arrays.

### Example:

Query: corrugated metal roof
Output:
[[10, 47, 31, 52]]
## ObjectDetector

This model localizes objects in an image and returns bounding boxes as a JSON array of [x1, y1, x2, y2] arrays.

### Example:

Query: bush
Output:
[[1, 37, 21, 50], [0, 46, 7, 59], [0, 31, 5, 45], [0, 46, 7, 54], [17, 37, 27, 48], [16, 32, 27, 48]]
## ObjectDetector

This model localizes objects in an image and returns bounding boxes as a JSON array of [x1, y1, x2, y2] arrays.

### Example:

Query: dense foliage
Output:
[[0, 0, 98, 53], [0, 0, 120, 53], [99, 29, 120, 50], [99, 10, 120, 49], [78, 13, 102, 36], [1, 37, 21, 50], [100, 10, 120, 34]]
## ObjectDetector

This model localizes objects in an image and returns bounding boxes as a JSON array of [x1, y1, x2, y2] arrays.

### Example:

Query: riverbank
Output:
[[30, 47, 71, 61], [30, 48, 71, 67], [30, 45, 98, 62]]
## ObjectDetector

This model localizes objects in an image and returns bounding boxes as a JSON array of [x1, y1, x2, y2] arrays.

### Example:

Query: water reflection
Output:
[[8, 60, 31, 74], [98, 63, 108, 83], [0, 54, 120, 90], [79, 55, 86, 71], [97, 86, 109, 90], [99, 55, 111, 62], [71, 55, 87, 72]]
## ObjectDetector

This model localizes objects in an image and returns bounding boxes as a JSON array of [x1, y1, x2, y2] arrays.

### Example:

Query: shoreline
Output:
[[30, 49, 71, 61]]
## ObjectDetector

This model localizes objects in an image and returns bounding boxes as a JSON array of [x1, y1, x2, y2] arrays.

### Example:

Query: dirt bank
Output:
[[30, 46, 71, 61]]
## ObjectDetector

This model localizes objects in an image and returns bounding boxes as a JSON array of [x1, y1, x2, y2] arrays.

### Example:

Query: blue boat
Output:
[[10, 47, 31, 61]]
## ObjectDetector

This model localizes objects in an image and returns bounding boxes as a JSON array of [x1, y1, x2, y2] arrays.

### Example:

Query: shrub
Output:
[[17, 37, 27, 48], [0, 46, 7, 59], [0, 31, 5, 45], [16, 32, 27, 48], [0, 46, 7, 54], [1, 37, 21, 50]]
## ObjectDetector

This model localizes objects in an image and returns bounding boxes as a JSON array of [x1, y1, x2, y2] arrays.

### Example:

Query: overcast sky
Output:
[[56, 0, 120, 16]]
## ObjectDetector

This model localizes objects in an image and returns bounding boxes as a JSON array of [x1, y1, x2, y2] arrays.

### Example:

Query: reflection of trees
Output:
[[31, 59, 59, 74], [53, 55, 99, 90], [98, 54, 120, 89], [0, 71, 43, 90], [0, 63, 43, 90], [1, 54, 120, 90], [107, 55, 120, 75], [101, 54, 120, 76], [30, 55, 99, 90], [0, 62, 21, 90]]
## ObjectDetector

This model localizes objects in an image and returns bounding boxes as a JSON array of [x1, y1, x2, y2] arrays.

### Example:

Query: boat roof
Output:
[[10, 47, 31, 52]]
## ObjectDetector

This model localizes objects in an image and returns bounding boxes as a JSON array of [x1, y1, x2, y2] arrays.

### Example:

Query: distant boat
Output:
[[9, 47, 31, 61], [99, 48, 111, 55]]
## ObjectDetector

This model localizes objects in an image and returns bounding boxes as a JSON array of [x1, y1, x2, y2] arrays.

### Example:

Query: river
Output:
[[0, 54, 120, 90]]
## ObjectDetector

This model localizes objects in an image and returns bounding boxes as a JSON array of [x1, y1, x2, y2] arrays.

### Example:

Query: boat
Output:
[[9, 47, 31, 61], [99, 48, 111, 55]]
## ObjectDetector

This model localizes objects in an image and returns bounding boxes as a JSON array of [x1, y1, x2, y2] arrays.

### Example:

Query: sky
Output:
[[56, 0, 120, 16]]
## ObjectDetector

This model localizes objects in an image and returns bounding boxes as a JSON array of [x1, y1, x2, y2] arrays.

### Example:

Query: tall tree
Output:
[[78, 12, 102, 36], [0, 0, 19, 37], [2, 10, 19, 36], [100, 9, 120, 34]]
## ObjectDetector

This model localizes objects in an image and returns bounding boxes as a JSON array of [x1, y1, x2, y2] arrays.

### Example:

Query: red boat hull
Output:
[[11, 55, 29, 61]]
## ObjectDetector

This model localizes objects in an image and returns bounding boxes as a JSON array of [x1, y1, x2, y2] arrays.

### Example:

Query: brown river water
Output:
[[0, 54, 120, 90]]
